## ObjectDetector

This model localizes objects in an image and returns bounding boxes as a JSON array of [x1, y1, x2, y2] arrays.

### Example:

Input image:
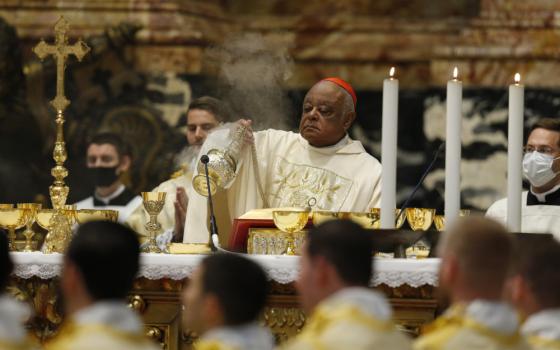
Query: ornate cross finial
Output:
[[33, 16, 90, 112]]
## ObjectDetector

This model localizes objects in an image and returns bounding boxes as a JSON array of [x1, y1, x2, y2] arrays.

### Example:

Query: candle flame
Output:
[[389, 67, 395, 78], [514, 73, 521, 84], [452, 66, 459, 80]]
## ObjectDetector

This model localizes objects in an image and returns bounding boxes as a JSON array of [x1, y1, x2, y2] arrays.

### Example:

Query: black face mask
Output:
[[89, 166, 119, 187]]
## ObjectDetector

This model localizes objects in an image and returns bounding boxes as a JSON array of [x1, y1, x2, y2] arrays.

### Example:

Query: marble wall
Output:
[[0, 0, 559, 210]]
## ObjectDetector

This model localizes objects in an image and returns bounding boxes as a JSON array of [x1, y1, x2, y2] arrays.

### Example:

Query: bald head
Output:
[[439, 216, 514, 300], [299, 81, 356, 147]]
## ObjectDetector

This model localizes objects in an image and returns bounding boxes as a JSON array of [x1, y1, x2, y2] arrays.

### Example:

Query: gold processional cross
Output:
[[33, 16, 90, 113], [33, 16, 90, 253], [32, 16, 89, 209]]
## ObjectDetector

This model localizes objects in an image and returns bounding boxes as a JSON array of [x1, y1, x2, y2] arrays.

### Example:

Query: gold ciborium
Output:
[[272, 209, 309, 255], [17, 203, 42, 252], [406, 208, 436, 231], [311, 211, 342, 226], [0, 208, 27, 251], [433, 210, 471, 231], [347, 211, 380, 229], [141, 192, 166, 254], [75, 209, 119, 224]]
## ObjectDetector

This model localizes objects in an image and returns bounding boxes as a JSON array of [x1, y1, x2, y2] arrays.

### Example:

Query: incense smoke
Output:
[[206, 33, 294, 131]]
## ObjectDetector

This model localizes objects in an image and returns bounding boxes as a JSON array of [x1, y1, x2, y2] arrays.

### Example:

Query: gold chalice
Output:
[[432, 210, 471, 231], [17, 203, 42, 252], [141, 192, 166, 254], [348, 211, 380, 229], [272, 209, 309, 255], [311, 211, 341, 226], [406, 208, 435, 231], [75, 209, 119, 224], [0, 208, 27, 251]]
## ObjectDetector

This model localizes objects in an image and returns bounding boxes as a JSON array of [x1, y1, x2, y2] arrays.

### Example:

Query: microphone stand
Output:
[[201, 155, 218, 252]]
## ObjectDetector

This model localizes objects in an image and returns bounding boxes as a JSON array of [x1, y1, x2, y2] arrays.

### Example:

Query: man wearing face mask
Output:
[[487, 118, 560, 240], [75, 133, 141, 223]]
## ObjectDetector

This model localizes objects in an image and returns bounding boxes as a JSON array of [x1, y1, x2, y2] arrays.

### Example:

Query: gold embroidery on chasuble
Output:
[[269, 158, 353, 210]]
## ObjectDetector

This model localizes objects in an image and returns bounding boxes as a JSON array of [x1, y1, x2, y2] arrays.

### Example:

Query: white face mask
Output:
[[522, 151, 560, 187]]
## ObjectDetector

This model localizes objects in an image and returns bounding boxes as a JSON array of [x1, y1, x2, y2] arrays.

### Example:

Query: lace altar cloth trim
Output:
[[10, 252, 439, 287]]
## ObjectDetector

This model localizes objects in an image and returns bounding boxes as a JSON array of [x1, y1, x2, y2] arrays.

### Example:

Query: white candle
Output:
[[507, 73, 524, 232], [380, 67, 399, 229], [445, 67, 462, 227]]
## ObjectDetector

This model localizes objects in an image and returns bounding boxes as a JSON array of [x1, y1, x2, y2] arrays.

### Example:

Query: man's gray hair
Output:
[[341, 89, 355, 115]]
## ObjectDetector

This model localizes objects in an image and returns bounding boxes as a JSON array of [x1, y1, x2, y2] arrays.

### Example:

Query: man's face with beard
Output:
[[186, 109, 219, 146]]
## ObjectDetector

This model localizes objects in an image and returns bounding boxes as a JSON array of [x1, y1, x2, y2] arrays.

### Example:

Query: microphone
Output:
[[395, 142, 445, 225], [201, 154, 218, 252]]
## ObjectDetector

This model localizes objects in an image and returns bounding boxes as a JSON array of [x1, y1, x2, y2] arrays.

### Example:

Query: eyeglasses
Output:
[[523, 146, 560, 155]]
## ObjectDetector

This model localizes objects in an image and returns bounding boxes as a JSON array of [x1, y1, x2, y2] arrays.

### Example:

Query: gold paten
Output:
[[168, 243, 212, 254]]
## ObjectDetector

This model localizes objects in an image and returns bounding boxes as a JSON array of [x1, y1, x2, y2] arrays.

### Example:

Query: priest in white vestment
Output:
[[414, 217, 530, 350], [184, 77, 382, 244], [183, 254, 274, 350], [47, 222, 159, 350], [487, 118, 560, 240], [280, 220, 411, 350], [126, 97, 229, 248], [509, 238, 560, 350]]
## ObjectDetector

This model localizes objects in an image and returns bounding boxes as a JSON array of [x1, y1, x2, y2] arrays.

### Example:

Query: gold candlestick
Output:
[[33, 17, 90, 253], [141, 192, 166, 254]]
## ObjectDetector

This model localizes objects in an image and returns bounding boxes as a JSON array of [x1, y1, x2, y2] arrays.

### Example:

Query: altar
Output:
[[9, 252, 440, 349]]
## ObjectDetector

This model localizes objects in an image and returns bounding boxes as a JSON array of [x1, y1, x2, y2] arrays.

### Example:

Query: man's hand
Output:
[[237, 119, 254, 145], [173, 186, 188, 242]]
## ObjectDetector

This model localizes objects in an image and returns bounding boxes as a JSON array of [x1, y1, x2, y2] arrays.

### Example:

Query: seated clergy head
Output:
[[437, 216, 514, 304], [86, 132, 133, 192], [297, 219, 373, 314], [509, 236, 560, 317], [185, 96, 231, 147], [61, 221, 140, 314], [182, 253, 268, 334], [299, 78, 357, 148], [523, 118, 560, 192]]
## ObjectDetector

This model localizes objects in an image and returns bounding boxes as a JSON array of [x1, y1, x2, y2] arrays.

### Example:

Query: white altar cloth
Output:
[[10, 252, 439, 288]]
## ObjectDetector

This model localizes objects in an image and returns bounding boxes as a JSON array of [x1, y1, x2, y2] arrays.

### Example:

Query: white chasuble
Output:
[[183, 129, 382, 244]]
